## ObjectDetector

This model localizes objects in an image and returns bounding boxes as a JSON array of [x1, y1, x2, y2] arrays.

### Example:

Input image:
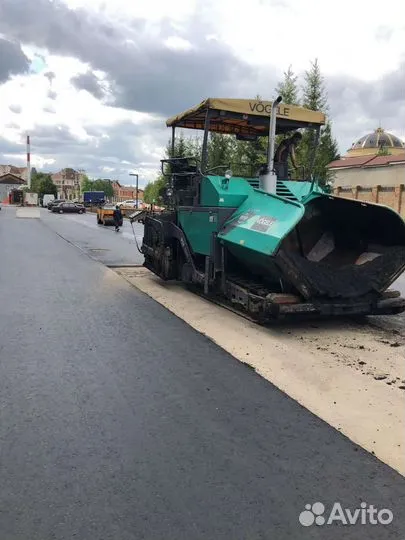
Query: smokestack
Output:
[[27, 134, 31, 189]]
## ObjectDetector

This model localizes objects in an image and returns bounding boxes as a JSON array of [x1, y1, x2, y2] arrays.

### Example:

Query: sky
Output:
[[0, 0, 404, 187]]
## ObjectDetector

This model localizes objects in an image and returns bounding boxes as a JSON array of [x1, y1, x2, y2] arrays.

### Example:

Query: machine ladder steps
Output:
[[276, 180, 299, 201], [246, 178, 299, 202]]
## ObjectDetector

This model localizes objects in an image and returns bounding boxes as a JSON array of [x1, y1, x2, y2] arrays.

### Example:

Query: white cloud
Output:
[[164, 36, 193, 51], [63, 0, 198, 23], [101, 165, 115, 173], [3, 152, 56, 168], [203, 0, 405, 80], [0, 45, 163, 168], [0, 0, 404, 183]]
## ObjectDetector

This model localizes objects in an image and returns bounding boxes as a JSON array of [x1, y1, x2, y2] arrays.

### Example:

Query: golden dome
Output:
[[347, 127, 405, 157]]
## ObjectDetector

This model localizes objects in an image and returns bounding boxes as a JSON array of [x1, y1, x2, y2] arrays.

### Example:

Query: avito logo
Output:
[[299, 501, 393, 527]]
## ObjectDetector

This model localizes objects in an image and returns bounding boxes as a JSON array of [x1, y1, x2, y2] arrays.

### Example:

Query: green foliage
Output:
[[143, 181, 155, 204], [38, 175, 57, 198], [92, 179, 114, 198], [234, 137, 267, 176], [283, 58, 340, 184], [276, 65, 300, 106], [166, 132, 201, 160], [274, 65, 301, 161], [314, 121, 340, 183], [146, 60, 340, 191], [167, 126, 266, 177], [302, 58, 328, 113], [30, 171, 57, 197], [144, 132, 203, 204], [377, 145, 390, 156], [30, 171, 46, 193], [144, 175, 167, 204], [207, 133, 236, 172], [80, 174, 93, 192], [81, 176, 114, 198]]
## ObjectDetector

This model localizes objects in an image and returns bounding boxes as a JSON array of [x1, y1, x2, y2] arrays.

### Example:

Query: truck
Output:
[[23, 192, 38, 206], [42, 194, 55, 208], [82, 191, 105, 207], [131, 96, 405, 322]]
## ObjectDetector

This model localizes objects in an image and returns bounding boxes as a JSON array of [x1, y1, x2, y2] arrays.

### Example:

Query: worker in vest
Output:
[[113, 205, 123, 232], [274, 131, 302, 179]]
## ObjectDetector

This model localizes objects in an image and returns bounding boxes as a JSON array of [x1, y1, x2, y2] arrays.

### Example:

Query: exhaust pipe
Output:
[[260, 95, 282, 194]]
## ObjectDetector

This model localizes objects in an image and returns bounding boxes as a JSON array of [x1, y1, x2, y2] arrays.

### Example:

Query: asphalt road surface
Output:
[[1, 206, 405, 540], [40, 206, 145, 266]]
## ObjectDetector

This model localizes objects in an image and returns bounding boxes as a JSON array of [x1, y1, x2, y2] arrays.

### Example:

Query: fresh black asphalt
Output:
[[40, 206, 145, 266], [1, 207, 404, 539]]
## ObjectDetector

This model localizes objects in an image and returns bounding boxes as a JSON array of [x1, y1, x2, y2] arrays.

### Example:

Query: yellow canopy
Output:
[[166, 98, 325, 136]]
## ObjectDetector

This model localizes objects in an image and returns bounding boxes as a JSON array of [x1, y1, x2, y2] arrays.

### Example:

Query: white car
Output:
[[118, 200, 137, 208]]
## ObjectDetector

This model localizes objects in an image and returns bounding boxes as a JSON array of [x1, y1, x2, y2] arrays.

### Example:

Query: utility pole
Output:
[[129, 172, 139, 208], [26, 134, 31, 190]]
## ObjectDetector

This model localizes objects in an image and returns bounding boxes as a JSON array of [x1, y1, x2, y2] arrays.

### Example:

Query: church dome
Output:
[[347, 127, 405, 156]]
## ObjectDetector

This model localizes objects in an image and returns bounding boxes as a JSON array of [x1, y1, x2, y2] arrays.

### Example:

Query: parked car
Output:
[[48, 198, 66, 210], [52, 202, 86, 214], [118, 200, 137, 208]]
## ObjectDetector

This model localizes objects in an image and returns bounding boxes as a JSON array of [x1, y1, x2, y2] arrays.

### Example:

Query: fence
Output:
[[333, 184, 405, 218]]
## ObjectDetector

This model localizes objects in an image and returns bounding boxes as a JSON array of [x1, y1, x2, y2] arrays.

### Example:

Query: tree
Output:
[[143, 176, 166, 204], [38, 175, 57, 199], [207, 133, 236, 172], [186, 135, 203, 162], [273, 67, 302, 170], [80, 176, 114, 198], [313, 121, 340, 183], [234, 136, 267, 176], [276, 65, 300, 106], [30, 171, 49, 193], [80, 174, 93, 193], [377, 145, 390, 156], [302, 58, 328, 112], [293, 58, 340, 184], [143, 181, 155, 204], [23, 171, 57, 200], [143, 132, 199, 205], [170, 132, 188, 158], [167, 131, 201, 160], [92, 179, 114, 198]]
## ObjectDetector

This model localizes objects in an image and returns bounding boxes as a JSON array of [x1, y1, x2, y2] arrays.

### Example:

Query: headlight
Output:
[[166, 188, 173, 197]]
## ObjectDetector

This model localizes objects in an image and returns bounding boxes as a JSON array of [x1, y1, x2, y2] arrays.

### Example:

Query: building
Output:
[[0, 165, 35, 203], [51, 168, 84, 200], [0, 172, 26, 203], [346, 127, 405, 157], [329, 153, 405, 189], [111, 181, 144, 205], [0, 164, 33, 182], [329, 128, 405, 217]]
